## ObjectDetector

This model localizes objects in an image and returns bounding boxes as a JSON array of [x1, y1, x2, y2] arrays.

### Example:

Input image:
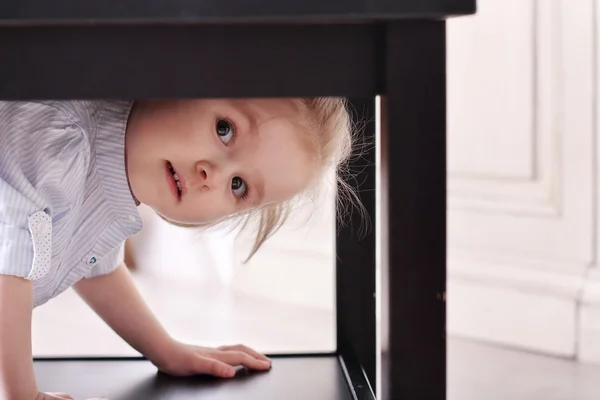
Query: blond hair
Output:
[[161, 97, 356, 261]]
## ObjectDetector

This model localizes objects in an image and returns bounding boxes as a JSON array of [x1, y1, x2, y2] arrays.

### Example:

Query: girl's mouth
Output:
[[166, 161, 182, 200]]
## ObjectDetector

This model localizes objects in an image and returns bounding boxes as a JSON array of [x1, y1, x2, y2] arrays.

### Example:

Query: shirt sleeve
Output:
[[85, 242, 125, 278], [0, 101, 88, 280], [0, 182, 40, 278]]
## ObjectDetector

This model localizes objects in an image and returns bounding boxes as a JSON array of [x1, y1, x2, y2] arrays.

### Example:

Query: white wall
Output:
[[446, 0, 600, 361]]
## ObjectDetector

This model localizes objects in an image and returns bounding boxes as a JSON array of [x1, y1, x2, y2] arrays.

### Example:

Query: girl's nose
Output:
[[195, 160, 219, 190]]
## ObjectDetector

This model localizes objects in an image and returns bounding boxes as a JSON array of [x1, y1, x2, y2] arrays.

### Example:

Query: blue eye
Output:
[[231, 177, 248, 199], [216, 119, 234, 144]]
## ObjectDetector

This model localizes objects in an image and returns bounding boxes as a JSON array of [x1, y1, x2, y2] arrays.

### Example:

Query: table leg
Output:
[[379, 21, 447, 399], [336, 98, 377, 394]]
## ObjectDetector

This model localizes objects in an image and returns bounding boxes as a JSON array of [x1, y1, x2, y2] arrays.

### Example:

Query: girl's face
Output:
[[125, 99, 314, 224]]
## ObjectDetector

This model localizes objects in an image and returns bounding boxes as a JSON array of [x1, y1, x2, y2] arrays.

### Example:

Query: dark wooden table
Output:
[[35, 356, 354, 400], [0, 1, 476, 398]]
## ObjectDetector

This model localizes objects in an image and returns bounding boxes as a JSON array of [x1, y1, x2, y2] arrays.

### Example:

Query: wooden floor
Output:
[[448, 337, 600, 400]]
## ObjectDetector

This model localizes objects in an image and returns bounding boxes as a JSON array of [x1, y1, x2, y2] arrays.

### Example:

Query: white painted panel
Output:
[[447, 0, 594, 266], [447, 0, 535, 179], [448, 0, 561, 215], [447, 0, 596, 359]]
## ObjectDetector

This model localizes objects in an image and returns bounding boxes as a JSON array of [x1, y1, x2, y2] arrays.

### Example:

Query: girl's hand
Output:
[[38, 392, 108, 400], [153, 341, 272, 378], [37, 393, 74, 400]]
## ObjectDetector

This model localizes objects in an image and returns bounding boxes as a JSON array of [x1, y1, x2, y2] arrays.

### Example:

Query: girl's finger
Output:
[[213, 350, 271, 370], [218, 344, 271, 363], [193, 354, 236, 378], [45, 393, 75, 400]]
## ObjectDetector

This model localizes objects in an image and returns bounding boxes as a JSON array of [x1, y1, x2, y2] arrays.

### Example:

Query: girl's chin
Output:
[[156, 211, 179, 224], [154, 210, 195, 226]]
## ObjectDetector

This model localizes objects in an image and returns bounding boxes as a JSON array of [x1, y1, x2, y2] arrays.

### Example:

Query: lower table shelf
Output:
[[34, 353, 373, 400]]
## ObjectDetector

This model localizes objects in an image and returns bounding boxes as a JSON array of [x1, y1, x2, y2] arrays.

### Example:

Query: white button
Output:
[[37, 221, 50, 234], [129, 215, 137, 222]]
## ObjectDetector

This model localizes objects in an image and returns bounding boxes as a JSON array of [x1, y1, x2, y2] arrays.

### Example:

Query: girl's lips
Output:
[[169, 162, 187, 198], [165, 162, 180, 200], [171, 163, 187, 199]]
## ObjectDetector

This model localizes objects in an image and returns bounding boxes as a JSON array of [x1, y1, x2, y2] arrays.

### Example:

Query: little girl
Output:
[[0, 98, 353, 399]]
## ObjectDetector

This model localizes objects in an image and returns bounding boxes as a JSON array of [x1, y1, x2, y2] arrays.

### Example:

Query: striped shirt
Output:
[[0, 100, 143, 307]]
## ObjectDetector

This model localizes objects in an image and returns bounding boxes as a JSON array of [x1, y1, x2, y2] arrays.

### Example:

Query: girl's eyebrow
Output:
[[252, 174, 265, 205], [235, 104, 259, 136]]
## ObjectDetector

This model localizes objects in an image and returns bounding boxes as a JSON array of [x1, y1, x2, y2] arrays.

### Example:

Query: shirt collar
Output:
[[94, 100, 143, 236]]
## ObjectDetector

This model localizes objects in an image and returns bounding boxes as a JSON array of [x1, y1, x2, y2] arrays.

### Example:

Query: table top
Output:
[[0, 1, 471, 99], [0, 0, 475, 25], [34, 356, 354, 400]]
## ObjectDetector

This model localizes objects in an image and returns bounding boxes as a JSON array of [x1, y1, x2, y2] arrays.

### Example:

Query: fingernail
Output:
[[261, 360, 271, 367]]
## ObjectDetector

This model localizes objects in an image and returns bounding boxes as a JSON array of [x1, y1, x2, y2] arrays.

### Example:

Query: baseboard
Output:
[[448, 252, 588, 357], [578, 268, 600, 365]]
